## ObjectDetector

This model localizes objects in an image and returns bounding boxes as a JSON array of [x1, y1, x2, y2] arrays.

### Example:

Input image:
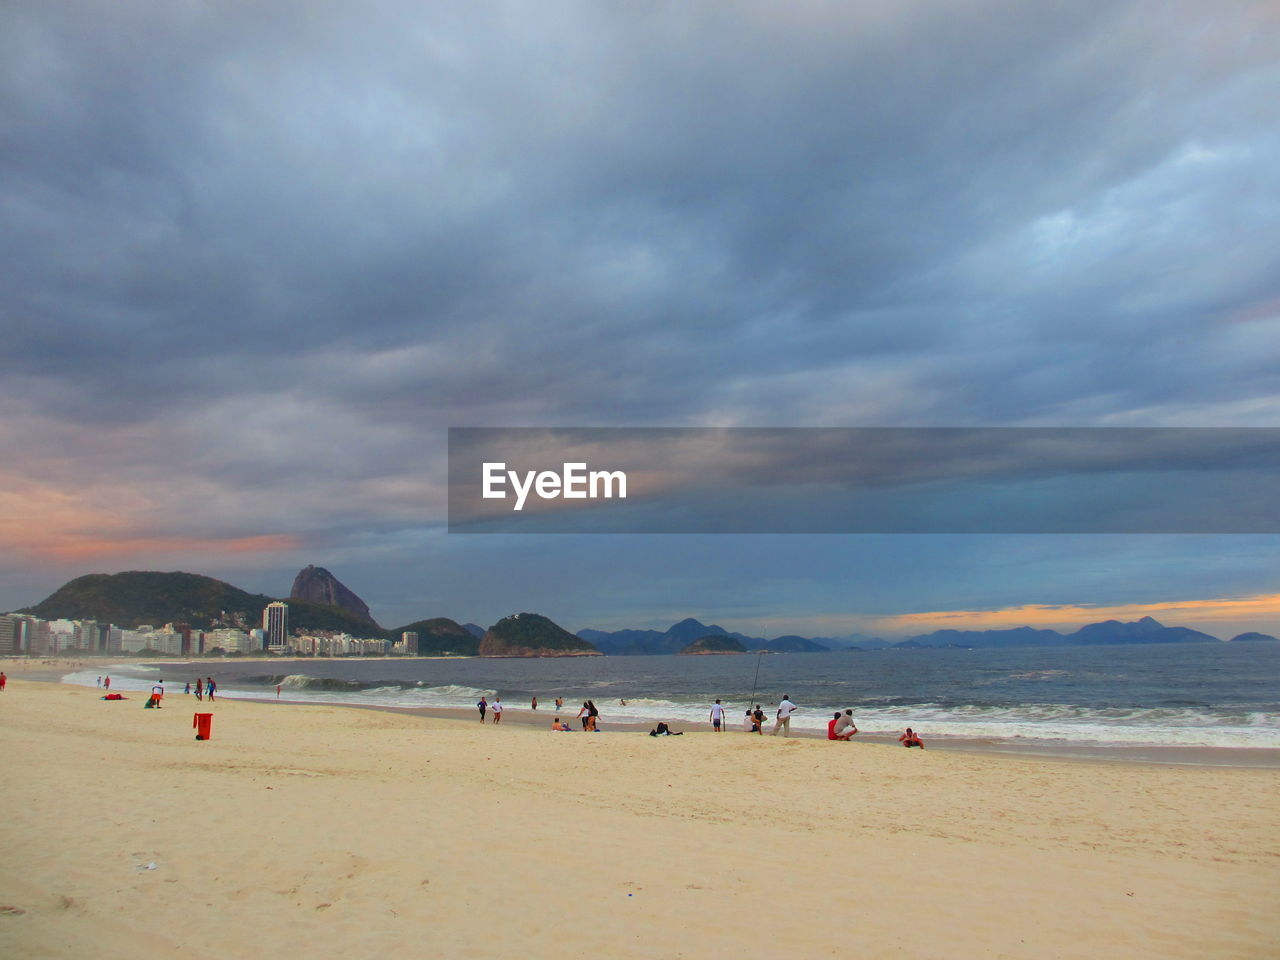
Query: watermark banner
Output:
[[447, 427, 1280, 533]]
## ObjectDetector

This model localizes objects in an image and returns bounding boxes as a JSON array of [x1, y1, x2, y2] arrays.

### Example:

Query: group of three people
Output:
[[732, 695, 799, 735]]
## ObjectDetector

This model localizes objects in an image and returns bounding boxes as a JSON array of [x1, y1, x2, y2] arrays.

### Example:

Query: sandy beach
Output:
[[1, 672, 1276, 959]]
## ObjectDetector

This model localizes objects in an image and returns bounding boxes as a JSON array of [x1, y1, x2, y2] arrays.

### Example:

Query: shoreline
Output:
[[1, 676, 1276, 959], [18, 657, 1279, 769]]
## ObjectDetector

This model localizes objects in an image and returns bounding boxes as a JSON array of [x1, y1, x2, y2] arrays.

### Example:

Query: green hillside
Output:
[[23, 571, 272, 628], [479, 613, 600, 657], [22, 571, 387, 637], [391, 617, 479, 656]]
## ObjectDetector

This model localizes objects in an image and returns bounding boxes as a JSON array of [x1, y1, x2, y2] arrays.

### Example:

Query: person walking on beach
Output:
[[276, 684, 281, 699], [709, 699, 726, 732], [195, 678, 203, 701], [586, 700, 599, 731], [0, 671, 6, 692], [577, 702, 591, 730], [103, 676, 110, 691], [184, 681, 191, 695], [97, 676, 102, 688], [206, 677, 216, 701], [772, 695, 798, 736], [477, 696, 488, 721], [491, 697, 503, 723]]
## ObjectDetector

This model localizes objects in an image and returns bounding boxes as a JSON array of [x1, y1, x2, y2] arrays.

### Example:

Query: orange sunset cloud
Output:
[[0, 472, 300, 564], [872, 594, 1280, 634]]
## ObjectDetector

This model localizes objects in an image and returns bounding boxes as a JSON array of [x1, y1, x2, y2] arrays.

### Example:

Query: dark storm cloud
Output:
[[4, 0, 1277, 431]]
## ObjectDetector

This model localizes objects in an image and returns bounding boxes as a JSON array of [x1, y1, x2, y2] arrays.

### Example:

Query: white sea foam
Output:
[[58, 669, 1280, 748]]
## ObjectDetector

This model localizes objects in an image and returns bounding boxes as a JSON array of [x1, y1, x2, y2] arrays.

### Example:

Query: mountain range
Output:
[[579, 615, 1276, 651], [15, 568, 1277, 656]]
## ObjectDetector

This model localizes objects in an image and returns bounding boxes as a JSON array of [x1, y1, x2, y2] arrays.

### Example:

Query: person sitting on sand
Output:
[[833, 710, 858, 741], [551, 717, 572, 731], [899, 727, 924, 749]]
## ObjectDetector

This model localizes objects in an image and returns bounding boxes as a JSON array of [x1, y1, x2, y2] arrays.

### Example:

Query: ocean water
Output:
[[64, 642, 1280, 749]]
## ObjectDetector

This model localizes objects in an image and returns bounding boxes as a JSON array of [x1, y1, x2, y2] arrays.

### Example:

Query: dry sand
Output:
[[1, 675, 1276, 959]]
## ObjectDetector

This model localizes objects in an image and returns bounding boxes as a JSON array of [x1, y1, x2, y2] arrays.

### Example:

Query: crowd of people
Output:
[[469, 689, 924, 747], [84, 672, 923, 744], [94, 674, 219, 707]]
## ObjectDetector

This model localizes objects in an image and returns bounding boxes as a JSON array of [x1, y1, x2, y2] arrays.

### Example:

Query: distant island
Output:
[[678, 634, 747, 655]]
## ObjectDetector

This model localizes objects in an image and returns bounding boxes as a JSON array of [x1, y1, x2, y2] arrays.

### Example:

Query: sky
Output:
[[2, 0, 1279, 638]]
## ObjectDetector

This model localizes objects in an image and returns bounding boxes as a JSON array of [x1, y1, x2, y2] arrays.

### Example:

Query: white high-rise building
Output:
[[263, 602, 288, 650]]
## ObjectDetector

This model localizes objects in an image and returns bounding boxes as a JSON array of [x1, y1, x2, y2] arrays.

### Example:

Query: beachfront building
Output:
[[289, 633, 389, 656], [0, 614, 24, 655], [393, 631, 419, 655], [204, 627, 252, 655], [45, 619, 103, 654], [103, 626, 123, 654], [263, 602, 288, 651]]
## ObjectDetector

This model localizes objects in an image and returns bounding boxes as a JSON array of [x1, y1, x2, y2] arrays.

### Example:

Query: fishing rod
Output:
[[746, 623, 767, 729]]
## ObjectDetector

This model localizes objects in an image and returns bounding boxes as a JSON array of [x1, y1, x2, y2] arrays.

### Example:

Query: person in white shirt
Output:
[[709, 699, 726, 732], [491, 697, 503, 723], [772, 695, 798, 736]]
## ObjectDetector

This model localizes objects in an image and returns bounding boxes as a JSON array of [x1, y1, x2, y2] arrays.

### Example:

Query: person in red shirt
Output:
[[899, 727, 924, 749]]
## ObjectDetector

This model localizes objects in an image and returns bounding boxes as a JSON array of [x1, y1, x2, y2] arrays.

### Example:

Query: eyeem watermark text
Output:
[[482, 462, 627, 511]]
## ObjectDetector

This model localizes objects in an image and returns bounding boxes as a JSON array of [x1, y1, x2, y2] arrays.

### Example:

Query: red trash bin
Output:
[[194, 713, 213, 740]]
